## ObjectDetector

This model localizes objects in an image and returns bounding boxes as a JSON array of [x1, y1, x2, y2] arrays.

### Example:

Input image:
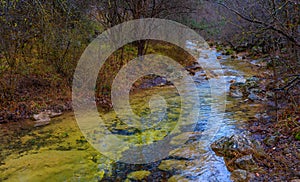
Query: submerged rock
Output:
[[170, 132, 202, 145], [169, 143, 206, 160], [168, 175, 190, 182], [139, 76, 168, 89], [158, 159, 193, 172], [110, 124, 139, 135], [127, 170, 151, 181]]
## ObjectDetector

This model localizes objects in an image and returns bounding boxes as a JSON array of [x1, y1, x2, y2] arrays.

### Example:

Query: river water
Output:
[[0, 46, 261, 181]]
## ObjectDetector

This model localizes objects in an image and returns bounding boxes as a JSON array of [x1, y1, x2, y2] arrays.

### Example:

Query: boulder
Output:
[[211, 135, 257, 158], [211, 135, 263, 180], [33, 110, 62, 119]]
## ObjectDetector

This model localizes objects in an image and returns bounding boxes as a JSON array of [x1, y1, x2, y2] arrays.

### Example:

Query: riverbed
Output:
[[0, 48, 262, 181]]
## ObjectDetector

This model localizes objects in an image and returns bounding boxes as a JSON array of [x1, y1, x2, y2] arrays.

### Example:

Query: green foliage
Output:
[[295, 132, 300, 141], [216, 44, 223, 51], [225, 48, 234, 55]]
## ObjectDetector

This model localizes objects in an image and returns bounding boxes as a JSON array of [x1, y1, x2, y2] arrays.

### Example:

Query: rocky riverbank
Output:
[[211, 134, 265, 181], [211, 50, 300, 181]]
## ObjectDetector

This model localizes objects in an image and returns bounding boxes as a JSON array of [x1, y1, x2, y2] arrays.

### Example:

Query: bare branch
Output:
[[216, 1, 300, 47]]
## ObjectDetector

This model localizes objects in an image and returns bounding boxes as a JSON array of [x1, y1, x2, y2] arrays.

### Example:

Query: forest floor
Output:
[[233, 52, 300, 181], [247, 90, 300, 181]]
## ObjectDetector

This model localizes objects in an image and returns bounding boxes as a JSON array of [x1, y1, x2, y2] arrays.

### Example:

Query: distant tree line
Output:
[[0, 0, 298, 101]]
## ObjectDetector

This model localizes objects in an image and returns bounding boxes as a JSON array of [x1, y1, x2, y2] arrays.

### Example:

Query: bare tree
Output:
[[215, 0, 299, 47], [208, 0, 300, 116], [92, 0, 196, 57]]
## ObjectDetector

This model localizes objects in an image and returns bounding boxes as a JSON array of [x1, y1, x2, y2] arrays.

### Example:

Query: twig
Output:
[[273, 76, 300, 92]]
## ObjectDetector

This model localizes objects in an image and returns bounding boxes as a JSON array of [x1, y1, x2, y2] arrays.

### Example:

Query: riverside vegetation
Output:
[[0, 0, 299, 181]]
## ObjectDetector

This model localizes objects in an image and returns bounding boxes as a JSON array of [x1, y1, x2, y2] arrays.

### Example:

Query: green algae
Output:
[[1, 150, 98, 181], [127, 170, 151, 180], [0, 86, 186, 181], [0, 55, 263, 181], [0, 112, 113, 181], [168, 175, 190, 182]]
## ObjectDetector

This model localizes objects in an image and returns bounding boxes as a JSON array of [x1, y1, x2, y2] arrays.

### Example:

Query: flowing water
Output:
[[0, 48, 262, 181]]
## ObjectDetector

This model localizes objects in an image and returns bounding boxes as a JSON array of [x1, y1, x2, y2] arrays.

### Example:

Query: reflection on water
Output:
[[0, 50, 260, 181]]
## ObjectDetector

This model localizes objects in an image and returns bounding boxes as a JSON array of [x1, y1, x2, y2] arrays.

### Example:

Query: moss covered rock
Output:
[[127, 170, 151, 181]]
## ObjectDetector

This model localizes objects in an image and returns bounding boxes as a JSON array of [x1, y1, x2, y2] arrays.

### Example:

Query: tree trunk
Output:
[[137, 40, 146, 57]]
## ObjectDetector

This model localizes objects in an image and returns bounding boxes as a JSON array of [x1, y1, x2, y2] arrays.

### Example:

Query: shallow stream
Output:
[[0, 48, 262, 182]]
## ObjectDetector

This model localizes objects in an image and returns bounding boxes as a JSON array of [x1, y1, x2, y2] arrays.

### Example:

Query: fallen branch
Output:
[[273, 75, 300, 92]]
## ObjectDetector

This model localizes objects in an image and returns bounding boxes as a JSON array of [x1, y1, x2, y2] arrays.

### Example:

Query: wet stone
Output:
[[229, 82, 246, 98], [263, 135, 279, 147], [169, 142, 206, 160], [158, 160, 192, 172], [248, 92, 261, 101], [211, 135, 257, 158], [234, 154, 257, 171], [127, 170, 151, 181], [230, 169, 248, 182], [168, 175, 190, 182], [170, 132, 202, 146], [33, 110, 62, 127]]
